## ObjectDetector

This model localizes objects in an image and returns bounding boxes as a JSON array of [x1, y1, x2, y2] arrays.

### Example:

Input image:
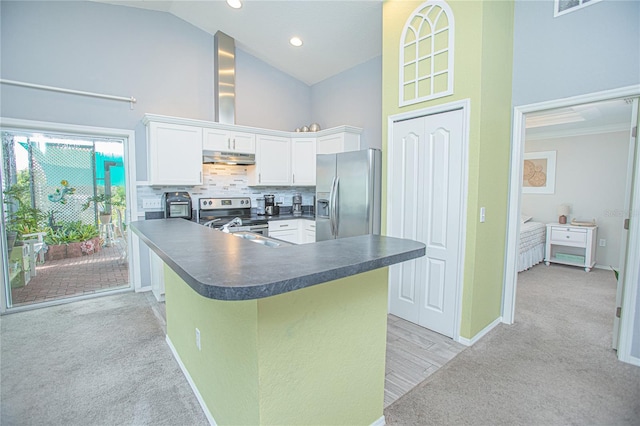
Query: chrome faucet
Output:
[[220, 217, 243, 232]]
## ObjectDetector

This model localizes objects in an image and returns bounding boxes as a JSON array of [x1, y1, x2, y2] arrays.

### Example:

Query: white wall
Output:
[[311, 57, 382, 149], [236, 50, 311, 132], [522, 131, 628, 268], [512, 0, 640, 106]]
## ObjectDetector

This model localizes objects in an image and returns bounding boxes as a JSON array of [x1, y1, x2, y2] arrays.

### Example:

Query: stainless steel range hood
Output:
[[206, 31, 249, 165], [203, 150, 255, 165], [214, 31, 236, 125]]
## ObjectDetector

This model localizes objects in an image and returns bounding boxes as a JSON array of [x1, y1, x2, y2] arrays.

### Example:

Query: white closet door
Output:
[[388, 108, 464, 338]]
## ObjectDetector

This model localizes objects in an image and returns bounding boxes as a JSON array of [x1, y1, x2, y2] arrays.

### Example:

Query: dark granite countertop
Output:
[[132, 219, 425, 301]]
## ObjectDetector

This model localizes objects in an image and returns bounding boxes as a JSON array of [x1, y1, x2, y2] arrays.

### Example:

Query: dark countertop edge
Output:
[[132, 221, 424, 301]]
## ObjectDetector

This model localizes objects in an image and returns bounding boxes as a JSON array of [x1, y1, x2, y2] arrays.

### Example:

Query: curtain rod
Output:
[[0, 79, 137, 110]]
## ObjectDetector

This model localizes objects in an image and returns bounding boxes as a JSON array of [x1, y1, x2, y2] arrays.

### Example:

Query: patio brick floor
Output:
[[10, 244, 129, 307]]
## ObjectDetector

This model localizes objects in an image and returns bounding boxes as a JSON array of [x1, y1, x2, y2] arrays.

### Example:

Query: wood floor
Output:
[[147, 295, 466, 409], [385, 314, 466, 407]]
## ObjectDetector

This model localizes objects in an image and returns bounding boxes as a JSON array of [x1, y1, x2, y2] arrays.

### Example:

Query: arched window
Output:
[[399, 1, 455, 106]]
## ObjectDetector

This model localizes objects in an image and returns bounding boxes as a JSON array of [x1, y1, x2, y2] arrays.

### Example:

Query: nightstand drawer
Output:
[[550, 228, 586, 244]]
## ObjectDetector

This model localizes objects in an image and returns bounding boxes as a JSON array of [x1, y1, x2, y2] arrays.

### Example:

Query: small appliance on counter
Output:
[[293, 193, 303, 217], [264, 194, 279, 216], [162, 192, 192, 220], [256, 197, 266, 215]]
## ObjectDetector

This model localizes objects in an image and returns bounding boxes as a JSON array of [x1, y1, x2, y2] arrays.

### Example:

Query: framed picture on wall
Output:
[[523, 151, 556, 194]]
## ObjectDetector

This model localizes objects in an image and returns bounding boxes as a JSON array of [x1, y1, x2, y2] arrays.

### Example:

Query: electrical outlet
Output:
[[599, 239, 606, 247], [142, 198, 161, 209], [195, 328, 201, 351]]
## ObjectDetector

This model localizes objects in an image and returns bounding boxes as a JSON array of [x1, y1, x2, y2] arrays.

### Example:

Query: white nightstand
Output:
[[544, 223, 598, 272]]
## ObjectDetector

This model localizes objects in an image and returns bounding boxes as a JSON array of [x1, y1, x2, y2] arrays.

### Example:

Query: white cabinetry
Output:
[[249, 135, 291, 186], [149, 250, 165, 302], [302, 220, 316, 244], [291, 137, 316, 186], [316, 132, 360, 154], [544, 223, 598, 272], [147, 121, 203, 185], [203, 128, 255, 154], [268, 219, 315, 244], [268, 219, 300, 244]]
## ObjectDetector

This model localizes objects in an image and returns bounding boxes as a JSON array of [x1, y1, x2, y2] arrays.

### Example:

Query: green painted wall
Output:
[[165, 265, 389, 425], [165, 265, 260, 425], [382, 0, 514, 339]]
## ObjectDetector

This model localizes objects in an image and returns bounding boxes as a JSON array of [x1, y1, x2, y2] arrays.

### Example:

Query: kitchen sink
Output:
[[231, 231, 293, 248]]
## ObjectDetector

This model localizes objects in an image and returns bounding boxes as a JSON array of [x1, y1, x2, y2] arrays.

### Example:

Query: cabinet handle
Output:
[[259, 173, 261, 183], [292, 173, 295, 184], [227, 138, 231, 149], [233, 138, 236, 150], [280, 224, 289, 227]]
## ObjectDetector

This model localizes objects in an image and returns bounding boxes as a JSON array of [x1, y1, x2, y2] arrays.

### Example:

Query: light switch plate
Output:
[[480, 207, 486, 223]]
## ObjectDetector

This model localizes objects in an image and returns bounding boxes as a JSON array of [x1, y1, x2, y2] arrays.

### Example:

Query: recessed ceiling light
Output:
[[289, 37, 303, 47], [227, 0, 242, 9]]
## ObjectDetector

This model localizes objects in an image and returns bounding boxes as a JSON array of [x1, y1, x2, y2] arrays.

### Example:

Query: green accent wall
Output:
[[165, 265, 389, 425], [382, 0, 514, 339]]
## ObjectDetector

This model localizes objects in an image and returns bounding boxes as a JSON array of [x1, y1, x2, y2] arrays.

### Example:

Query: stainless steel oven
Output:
[[198, 197, 268, 235]]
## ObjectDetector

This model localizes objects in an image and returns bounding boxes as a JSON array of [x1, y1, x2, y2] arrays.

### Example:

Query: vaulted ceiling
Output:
[[94, 0, 383, 86]]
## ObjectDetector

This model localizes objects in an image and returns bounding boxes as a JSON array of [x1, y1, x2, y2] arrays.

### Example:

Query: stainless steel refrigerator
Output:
[[315, 148, 381, 241]]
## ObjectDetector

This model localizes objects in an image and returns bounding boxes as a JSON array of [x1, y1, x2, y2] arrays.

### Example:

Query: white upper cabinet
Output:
[[316, 132, 360, 154], [147, 121, 203, 185], [291, 137, 316, 186], [142, 114, 362, 187], [203, 128, 255, 154], [249, 135, 292, 186]]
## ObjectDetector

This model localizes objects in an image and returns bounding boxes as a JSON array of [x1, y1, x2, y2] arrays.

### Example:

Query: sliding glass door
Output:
[[1, 130, 130, 310]]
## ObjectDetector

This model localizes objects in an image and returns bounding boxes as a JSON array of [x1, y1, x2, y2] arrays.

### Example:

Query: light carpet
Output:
[[0, 292, 207, 425], [384, 264, 640, 425]]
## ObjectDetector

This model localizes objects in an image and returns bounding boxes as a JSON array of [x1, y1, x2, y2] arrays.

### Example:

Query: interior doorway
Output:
[[503, 86, 640, 365], [1, 125, 135, 312]]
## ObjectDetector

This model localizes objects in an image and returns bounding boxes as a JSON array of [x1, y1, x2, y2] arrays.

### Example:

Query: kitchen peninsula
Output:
[[132, 219, 425, 425]]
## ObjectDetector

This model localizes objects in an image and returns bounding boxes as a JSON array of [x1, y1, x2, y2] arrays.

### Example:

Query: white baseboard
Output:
[[166, 336, 217, 426], [458, 316, 503, 346], [370, 415, 386, 426]]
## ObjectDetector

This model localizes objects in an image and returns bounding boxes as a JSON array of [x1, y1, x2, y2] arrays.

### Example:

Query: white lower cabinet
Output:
[[268, 219, 300, 244], [302, 221, 316, 244], [149, 250, 165, 302], [268, 219, 316, 244]]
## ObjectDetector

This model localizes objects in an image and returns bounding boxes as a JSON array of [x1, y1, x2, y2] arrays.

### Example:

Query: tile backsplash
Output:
[[137, 164, 316, 215]]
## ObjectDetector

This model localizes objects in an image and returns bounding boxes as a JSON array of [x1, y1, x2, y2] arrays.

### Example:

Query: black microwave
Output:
[[162, 192, 192, 219]]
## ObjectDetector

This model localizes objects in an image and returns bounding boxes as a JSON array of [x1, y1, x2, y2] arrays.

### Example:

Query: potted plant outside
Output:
[[2, 180, 47, 247], [82, 192, 125, 224]]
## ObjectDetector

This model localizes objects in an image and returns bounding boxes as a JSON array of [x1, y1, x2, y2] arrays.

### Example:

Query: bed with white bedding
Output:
[[518, 219, 546, 272]]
